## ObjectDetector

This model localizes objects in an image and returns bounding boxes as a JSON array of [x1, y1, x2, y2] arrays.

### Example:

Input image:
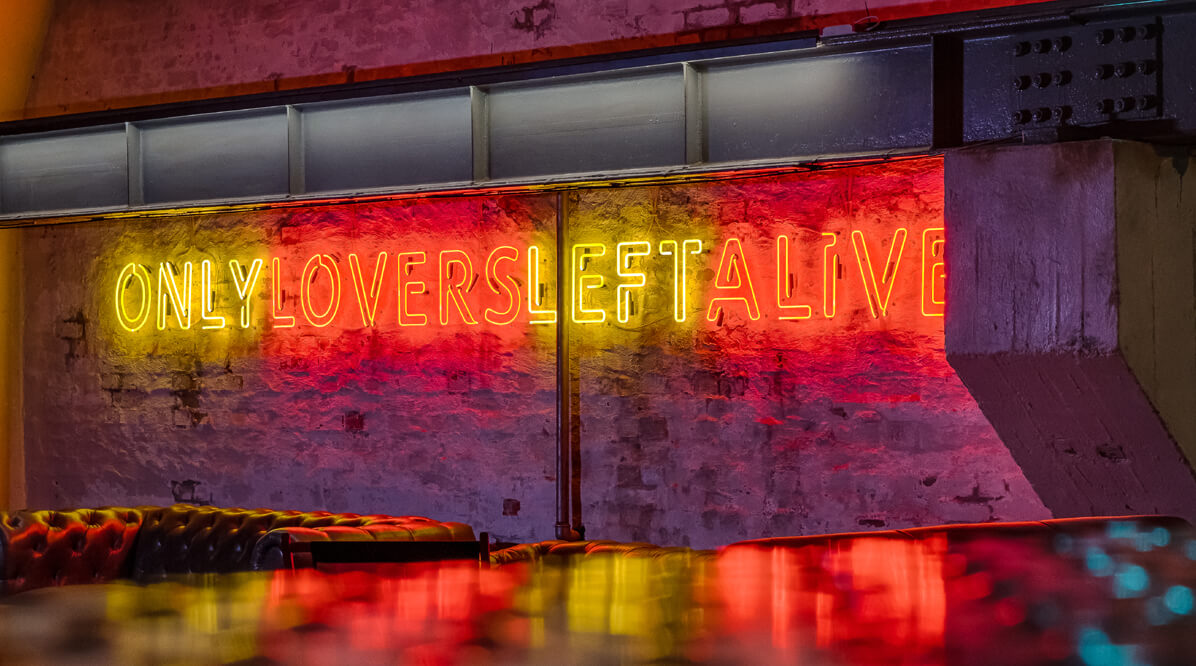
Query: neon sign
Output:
[[113, 232, 945, 333]]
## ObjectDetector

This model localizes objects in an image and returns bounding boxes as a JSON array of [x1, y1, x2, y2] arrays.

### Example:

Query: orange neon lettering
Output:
[[438, 250, 479, 326], [270, 257, 296, 328], [821, 233, 838, 319], [115, 263, 152, 332], [348, 252, 389, 327], [705, 238, 760, 322], [852, 228, 909, 319], [157, 261, 193, 330], [921, 227, 946, 317], [775, 235, 813, 320], [526, 245, 556, 324], [659, 239, 702, 323], [397, 252, 428, 327], [484, 246, 521, 326], [571, 244, 606, 324], [616, 241, 651, 324], [198, 260, 226, 330], [300, 254, 342, 328], [228, 259, 263, 329]]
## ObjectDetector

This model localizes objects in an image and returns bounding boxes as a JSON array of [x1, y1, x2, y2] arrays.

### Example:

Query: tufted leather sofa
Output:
[[0, 504, 474, 596]]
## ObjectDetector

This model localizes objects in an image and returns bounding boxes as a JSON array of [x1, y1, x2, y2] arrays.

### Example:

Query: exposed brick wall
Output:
[[23, 196, 560, 544], [20, 160, 1049, 547], [568, 159, 1048, 546], [27, 0, 1050, 117]]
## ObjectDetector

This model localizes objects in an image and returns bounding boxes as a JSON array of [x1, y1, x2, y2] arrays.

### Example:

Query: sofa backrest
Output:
[[130, 504, 476, 579], [0, 507, 144, 596]]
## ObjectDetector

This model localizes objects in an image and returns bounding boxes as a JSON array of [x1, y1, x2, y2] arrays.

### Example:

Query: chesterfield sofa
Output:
[[0, 504, 475, 596]]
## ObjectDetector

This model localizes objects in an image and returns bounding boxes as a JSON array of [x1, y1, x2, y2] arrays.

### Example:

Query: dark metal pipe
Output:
[[555, 192, 581, 541]]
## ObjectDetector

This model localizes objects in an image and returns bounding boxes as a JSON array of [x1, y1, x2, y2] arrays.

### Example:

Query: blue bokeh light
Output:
[[1164, 586, 1194, 615]]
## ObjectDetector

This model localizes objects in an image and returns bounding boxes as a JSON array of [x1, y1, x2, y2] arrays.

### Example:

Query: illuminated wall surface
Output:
[[24, 157, 1048, 545]]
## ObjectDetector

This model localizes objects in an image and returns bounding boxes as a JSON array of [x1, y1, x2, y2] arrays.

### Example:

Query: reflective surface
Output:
[[2, 519, 1194, 665]]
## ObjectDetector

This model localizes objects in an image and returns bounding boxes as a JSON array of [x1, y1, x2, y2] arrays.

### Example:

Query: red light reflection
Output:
[[717, 537, 946, 665]]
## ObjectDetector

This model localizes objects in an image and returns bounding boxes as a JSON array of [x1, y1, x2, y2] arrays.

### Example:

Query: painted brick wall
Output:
[[23, 195, 561, 544], [27, 0, 1050, 117], [567, 159, 1048, 546], [22, 159, 1049, 547]]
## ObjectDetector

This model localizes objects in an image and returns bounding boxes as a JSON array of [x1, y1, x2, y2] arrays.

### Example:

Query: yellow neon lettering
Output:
[[615, 241, 651, 324], [197, 260, 226, 330], [821, 233, 838, 319], [397, 252, 428, 327], [775, 235, 813, 320], [527, 245, 556, 325], [852, 228, 909, 319], [705, 238, 760, 322], [300, 254, 342, 328], [270, 257, 296, 328], [921, 227, 946, 317], [571, 243, 606, 324], [156, 261, 193, 330], [348, 251, 389, 327], [484, 246, 521, 326], [438, 250, 479, 326], [228, 259, 263, 329], [659, 239, 702, 323], [114, 263, 152, 332]]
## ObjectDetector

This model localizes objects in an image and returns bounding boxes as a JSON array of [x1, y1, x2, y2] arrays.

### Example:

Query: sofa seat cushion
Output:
[[0, 508, 144, 596], [132, 504, 474, 578], [250, 518, 476, 570]]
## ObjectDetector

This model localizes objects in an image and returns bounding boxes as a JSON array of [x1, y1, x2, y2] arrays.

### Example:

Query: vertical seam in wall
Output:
[[683, 62, 706, 165], [470, 86, 490, 183], [126, 123, 144, 207], [287, 105, 305, 196]]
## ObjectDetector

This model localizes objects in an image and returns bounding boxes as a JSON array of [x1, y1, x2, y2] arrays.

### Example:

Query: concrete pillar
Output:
[[0, 0, 52, 508], [946, 139, 1196, 519], [0, 231, 20, 510]]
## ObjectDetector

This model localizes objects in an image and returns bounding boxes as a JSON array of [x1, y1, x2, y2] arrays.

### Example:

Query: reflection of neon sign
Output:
[[113, 232, 946, 332]]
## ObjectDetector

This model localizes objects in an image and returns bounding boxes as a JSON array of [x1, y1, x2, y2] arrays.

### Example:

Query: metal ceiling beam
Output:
[[2, 0, 1196, 222]]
